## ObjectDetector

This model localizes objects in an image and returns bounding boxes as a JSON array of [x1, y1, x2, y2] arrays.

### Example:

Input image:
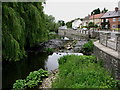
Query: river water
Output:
[[2, 36, 85, 89], [2, 51, 83, 89]]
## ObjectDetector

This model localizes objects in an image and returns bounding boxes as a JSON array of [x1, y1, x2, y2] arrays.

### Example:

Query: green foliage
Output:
[[94, 24, 98, 28], [44, 14, 60, 33], [2, 2, 58, 61], [2, 4, 26, 61], [81, 26, 88, 28], [81, 40, 94, 55], [53, 55, 119, 88], [101, 8, 108, 13], [91, 8, 100, 15], [66, 21, 72, 28], [13, 69, 48, 89], [44, 48, 54, 54], [58, 20, 65, 26], [13, 79, 26, 89], [88, 22, 94, 28]]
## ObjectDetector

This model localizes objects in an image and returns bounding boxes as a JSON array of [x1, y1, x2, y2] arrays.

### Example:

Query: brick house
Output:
[[101, 7, 120, 30], [89, 13, 104, 27]]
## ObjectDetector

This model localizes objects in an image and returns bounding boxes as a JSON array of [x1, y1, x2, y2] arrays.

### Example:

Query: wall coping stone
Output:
[[94, 40, 120, 60]]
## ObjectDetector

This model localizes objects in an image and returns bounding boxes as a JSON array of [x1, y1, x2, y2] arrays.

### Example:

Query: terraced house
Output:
[[101, 7, 120, 30], [89, 13, 104, 28]]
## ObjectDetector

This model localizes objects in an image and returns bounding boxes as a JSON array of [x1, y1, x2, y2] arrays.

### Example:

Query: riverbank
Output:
[[52, 55, 119, 88], [39, 69, 59, 88], [38, 39, 89, 88], [5, 38, 86, 89]]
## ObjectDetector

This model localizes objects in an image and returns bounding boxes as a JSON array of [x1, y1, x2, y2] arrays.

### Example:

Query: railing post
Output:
[[99, 32, 103, 43], [104, 32, 110, 47]]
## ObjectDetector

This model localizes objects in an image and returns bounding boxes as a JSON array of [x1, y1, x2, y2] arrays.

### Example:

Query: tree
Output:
[[66, 21, 72, 28], [58, 20, 65, 26], [91, 8, 100, 15], [101, 8, 108, 13], [88, 22, 94, 28], [2, 2, 57, 61]]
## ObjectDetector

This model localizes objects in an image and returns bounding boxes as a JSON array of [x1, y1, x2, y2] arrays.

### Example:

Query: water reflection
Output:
[[2, 52, 48, 89], [45, 52, 83, 72], [2, 52, 83, 89]]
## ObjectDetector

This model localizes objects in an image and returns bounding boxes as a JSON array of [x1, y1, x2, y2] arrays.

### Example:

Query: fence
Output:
[[99, 31, 120, 52]]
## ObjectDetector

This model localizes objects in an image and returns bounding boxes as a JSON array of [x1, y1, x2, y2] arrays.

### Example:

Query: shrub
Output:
[[44, 48, 54, 54], [13, 79, 26, 89], [13, 69, 48, 89], [81, 40, 94, 55]]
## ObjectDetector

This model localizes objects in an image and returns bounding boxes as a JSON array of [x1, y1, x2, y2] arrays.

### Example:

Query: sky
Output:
[[43, 0, 120, 22]]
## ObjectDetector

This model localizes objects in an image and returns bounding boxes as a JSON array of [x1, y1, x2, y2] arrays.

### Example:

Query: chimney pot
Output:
[[115, 7, 119, 12]]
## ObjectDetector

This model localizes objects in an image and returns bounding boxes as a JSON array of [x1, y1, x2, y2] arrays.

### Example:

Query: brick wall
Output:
[[108, 17, 120, 29]]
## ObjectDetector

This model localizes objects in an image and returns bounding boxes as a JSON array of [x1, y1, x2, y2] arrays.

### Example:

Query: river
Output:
[[2, 38, 84, 89]]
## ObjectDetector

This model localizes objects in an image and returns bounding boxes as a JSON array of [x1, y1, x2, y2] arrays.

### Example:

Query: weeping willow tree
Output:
[[2, 2, 48, 61]]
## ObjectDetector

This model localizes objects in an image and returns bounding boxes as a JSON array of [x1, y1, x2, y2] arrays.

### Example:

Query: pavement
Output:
[[94, 40, 119, 59]]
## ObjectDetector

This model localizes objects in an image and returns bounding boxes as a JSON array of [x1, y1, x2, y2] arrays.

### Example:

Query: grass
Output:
[[52, 55, 119, 88]]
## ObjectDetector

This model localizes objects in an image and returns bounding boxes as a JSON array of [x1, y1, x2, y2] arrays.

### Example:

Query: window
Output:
[[106, 19, 108, 22], [112, 24, 116, 28], [118, 18, 120, 21], [118, 25, 120, 28], [113, 18, 116, 22]]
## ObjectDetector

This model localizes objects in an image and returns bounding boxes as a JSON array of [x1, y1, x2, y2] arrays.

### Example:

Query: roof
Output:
[[83, 15, 90, 21], [89, 13, 104, 19], [101, 10, 120, 18]]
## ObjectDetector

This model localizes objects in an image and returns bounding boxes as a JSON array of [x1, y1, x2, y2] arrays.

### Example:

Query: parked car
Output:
[[73, 27, 77, 30], [81, 28, 87, 30]]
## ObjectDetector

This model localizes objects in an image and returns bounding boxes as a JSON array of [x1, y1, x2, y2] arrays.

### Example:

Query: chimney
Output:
[[115, 7, 119, 12]]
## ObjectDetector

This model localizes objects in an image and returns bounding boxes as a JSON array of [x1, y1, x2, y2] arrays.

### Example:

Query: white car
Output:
[[73, 27, 77, 30], [82, 28, 87, 30]]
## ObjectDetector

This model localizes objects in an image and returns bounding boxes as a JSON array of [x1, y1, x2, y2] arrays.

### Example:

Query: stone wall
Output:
[[94, 41, 120, 80], [58, 29, 88, 40]]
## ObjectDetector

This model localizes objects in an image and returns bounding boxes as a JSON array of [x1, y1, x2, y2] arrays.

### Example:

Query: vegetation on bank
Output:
[[44, 48, 54, 54], [2, 2, 60, 61], [52, 55, 119, 88], [81, 40, 94, 55], [13, 69, 48, 89]]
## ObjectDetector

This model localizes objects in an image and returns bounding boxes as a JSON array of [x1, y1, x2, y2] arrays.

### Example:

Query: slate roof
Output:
[[101, 10, 120, 18]]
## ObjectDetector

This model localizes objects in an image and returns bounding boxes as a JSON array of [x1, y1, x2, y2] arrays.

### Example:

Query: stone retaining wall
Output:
[[94, 41, 120, 80]]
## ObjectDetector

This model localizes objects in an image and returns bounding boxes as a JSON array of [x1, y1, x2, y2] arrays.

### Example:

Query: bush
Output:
[[44, 48, 54, 54], [81, 40, 94, 55], [53, 55, 119, 88], [13, 79, 26, 89], [13, 69, 48, 89]]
